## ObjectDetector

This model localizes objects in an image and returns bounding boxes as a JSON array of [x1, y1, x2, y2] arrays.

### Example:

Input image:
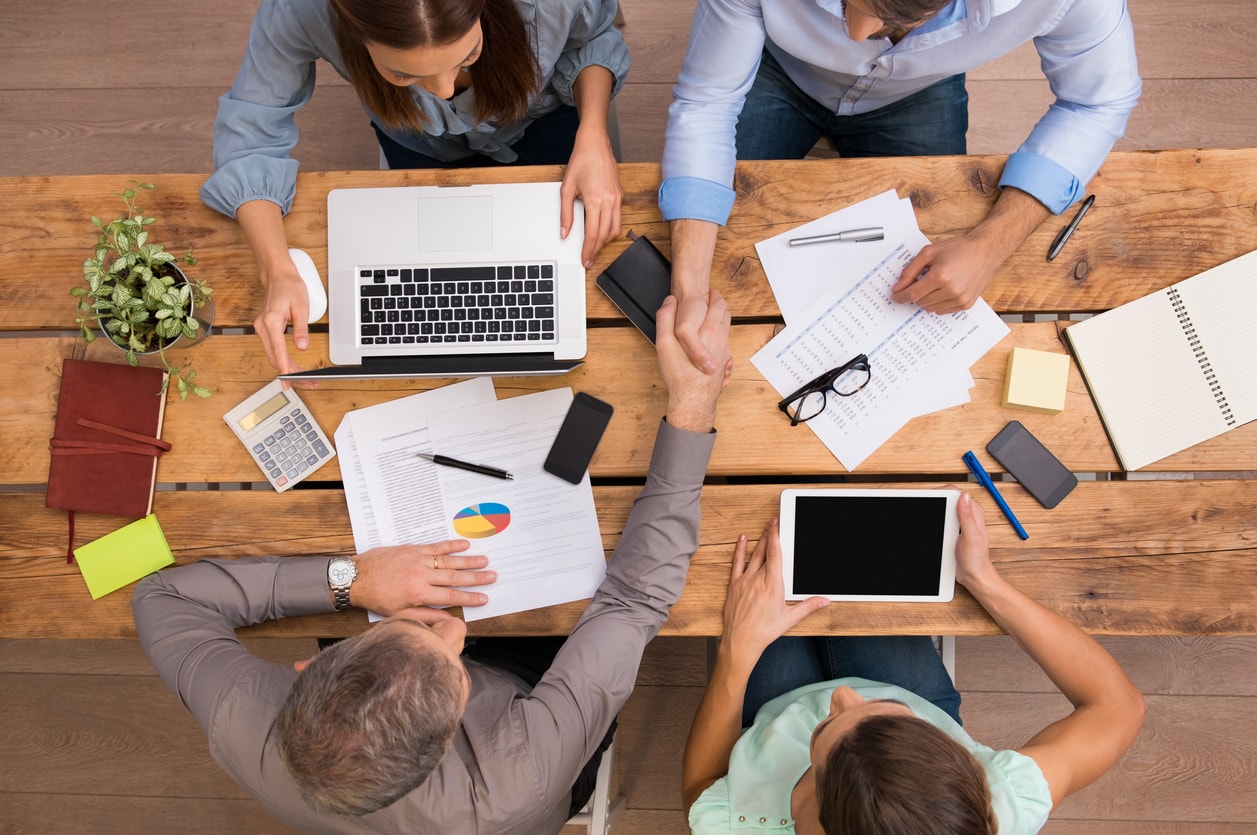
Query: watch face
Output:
[[329, 560, 356, 586]]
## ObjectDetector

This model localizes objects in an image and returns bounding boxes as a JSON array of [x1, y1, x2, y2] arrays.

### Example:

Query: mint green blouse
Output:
[[689, 677, 1053, 834]]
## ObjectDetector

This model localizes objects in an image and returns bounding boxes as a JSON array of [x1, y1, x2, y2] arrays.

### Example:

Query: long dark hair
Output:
[[817, 713, 998, 834], [328, 0, 539, 133]]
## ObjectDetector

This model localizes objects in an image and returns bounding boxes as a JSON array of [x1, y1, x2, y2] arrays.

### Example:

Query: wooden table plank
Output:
[[10, 322, 1257, 481], [4, 480, 1253, 639], [4, 150, 1256, 331], [0, 323, 1131, 484]]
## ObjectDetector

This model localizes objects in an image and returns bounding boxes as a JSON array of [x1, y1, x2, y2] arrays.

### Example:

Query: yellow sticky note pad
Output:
[[74, 514, 174, 600], [1003, 347, 1070, 414]]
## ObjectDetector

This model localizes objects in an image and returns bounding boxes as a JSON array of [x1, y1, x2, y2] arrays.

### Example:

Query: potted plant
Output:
[[71, 181, 214, 400]]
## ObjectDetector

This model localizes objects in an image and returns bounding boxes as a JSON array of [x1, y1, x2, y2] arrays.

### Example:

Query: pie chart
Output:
[[452, 502, 512, 539]]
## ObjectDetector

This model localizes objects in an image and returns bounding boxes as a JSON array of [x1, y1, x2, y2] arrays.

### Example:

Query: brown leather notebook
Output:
[[46, 359, 171, 521]]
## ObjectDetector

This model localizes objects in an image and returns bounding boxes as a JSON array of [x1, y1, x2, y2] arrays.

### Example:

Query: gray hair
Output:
[[275, 628, 465, 815]]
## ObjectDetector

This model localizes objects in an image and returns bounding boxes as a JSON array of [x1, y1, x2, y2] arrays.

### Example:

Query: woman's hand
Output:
[[349, 541, 497, 615], [722, 519, 829, 660], [254, 260, 310, 375], [560, 130, 622, 268], [953, 491, 1000, 592]]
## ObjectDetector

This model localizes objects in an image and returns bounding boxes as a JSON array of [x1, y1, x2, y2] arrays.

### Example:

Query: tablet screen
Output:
[[790, 494, 948, 596]]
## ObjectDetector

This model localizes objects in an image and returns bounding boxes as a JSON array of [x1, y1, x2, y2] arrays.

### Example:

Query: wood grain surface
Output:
[[5, 479, 1254, 639]]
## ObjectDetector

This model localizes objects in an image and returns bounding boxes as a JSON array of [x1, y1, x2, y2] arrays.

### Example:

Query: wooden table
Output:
[[3, 150, 1256, 639]]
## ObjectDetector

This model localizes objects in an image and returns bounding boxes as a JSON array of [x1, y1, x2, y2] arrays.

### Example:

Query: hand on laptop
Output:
[[559, 133, 623, 269], [656, 291, 733, 433]]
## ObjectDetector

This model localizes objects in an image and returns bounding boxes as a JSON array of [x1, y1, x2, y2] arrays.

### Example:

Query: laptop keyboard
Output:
[[358, 263, 557, 346]]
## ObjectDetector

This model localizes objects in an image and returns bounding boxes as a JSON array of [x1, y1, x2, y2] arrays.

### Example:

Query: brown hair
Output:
[[817, 713, 998, 834], [328, 0, 539, 133], [861, 0, 952, 27], [275, 628, 465, 815]]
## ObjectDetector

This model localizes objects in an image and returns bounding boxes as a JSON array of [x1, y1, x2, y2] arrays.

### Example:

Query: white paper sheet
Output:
[[752, 244, 1008, 469], [757, 190, 917, 325], [427, 388, 606, 622], [339, 378, 497, 551]]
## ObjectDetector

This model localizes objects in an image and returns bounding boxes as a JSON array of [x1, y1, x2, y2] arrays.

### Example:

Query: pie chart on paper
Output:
[[452, 502, 512, 539]]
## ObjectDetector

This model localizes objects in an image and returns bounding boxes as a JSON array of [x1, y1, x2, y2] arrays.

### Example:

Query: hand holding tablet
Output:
[[778, 488, 960, 602]]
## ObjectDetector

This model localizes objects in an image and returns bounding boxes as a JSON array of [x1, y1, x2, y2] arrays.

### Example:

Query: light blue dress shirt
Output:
[[202, 0, 629, 218], [660, 0, 1141, 225], [688, 678, 1054, 834]]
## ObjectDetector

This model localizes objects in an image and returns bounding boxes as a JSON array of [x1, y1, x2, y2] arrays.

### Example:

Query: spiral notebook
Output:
[[1063, 248, 1257, 470]]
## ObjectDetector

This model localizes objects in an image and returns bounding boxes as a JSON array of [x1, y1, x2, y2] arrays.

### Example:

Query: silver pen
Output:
[[788, 226, 886, 246]]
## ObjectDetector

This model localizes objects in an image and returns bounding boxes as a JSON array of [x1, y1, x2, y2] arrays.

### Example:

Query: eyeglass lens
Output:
[[788, 365, 872, 422]]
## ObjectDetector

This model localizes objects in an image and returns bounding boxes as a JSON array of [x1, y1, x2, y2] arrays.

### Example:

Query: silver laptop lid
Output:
[[327, 182, 586, 366]]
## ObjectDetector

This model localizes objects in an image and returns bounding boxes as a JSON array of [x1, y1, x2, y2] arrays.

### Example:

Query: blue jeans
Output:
[[736, 49, 968, 160], [741, 635, 962, 727], [373, 105, 580, 169]]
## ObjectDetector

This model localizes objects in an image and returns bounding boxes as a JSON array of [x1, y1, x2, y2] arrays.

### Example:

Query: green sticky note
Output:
[[74, 514, 175, 600]]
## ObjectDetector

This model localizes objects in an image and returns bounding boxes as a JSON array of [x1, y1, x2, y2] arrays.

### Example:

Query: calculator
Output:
[[223, 380, 336, 491]]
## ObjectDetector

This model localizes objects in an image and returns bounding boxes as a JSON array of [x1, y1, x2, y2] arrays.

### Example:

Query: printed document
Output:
[[336, 382, 605, 621], [752, 194, 1009, 469]]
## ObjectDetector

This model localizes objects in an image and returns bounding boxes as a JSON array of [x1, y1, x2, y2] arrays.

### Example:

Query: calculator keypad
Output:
[[252, 408, 332, 488]]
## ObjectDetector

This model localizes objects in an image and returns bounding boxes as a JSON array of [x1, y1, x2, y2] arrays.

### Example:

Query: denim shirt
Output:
[[660, 0, 1141, 225], [688, 678, 1054, 834], [202, 0, 628, 218]]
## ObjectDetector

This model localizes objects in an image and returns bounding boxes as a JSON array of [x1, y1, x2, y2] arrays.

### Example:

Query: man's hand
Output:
[[349, 541, 497, 615], [891, 186, 1051, 315], [890, 233, 1004, 314], [668, 218, 723, 374], [722, 519, 828, 660], [656, 291, 733, 432], [560, 131, 623, 269], [254, 257, 310, 375]]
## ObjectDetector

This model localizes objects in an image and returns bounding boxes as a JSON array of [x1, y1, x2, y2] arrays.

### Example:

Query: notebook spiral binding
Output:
[[1169, 286, 1235, 425]]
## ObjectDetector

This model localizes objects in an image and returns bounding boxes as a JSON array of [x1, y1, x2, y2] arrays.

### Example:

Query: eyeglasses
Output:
[[777, 354, 872, 426]]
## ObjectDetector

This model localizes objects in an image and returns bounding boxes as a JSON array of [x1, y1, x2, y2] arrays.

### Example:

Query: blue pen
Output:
[[963, 451, 1030, 540]]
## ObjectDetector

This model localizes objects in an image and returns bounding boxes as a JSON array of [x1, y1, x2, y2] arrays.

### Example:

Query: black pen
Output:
[[418, 452, 514, 480], [1047, 194, 1095, 261]]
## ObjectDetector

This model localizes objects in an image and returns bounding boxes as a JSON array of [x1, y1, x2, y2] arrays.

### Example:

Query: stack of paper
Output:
[[751, 190, 1009, 469], [335, 379, 606, 621]]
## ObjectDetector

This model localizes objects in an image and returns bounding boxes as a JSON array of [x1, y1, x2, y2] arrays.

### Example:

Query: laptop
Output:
[[283, 181, 586, 379]]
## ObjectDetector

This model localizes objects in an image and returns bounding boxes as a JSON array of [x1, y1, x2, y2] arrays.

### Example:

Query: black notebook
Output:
[[1063, 248, 1257, 470], [595, 232, 673, 343]]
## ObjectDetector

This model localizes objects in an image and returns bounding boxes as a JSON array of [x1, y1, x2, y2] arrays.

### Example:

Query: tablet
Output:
[[779, 488, 959, 602]]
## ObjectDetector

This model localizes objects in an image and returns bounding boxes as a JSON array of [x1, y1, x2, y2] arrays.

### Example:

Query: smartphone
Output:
[[543, 392, 615, 484], [986, 420, 1078, 509]]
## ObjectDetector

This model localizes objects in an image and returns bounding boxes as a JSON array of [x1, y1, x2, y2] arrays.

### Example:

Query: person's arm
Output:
[[893, 0, 1139, 314], [200, 0, 337, 372], [132, 544, 497, 732], [890, 187, 1049, 315], [518, 292, 733, 798], [561, 64, 623, 268], [668, 218, 722, 374], [659, 0, 765, 372], [235, 200, 309, 374], [954, 493, 1146, 805], [681, 520, 828, 811]]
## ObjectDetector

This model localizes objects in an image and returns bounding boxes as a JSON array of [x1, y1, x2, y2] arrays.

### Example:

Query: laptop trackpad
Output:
[[416, 195, 492, 252]]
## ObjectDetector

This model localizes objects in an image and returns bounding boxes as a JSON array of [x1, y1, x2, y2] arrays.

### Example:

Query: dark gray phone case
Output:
[[595, 232, 672, 344], [987, 420, 1078, 509]]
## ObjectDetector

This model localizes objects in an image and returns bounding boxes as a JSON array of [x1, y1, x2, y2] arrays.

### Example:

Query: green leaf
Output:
[[181, 322, 196, 340], [155, 309, 172, 319], [193, 385, 212, 398], [69, 286, 87, 298]]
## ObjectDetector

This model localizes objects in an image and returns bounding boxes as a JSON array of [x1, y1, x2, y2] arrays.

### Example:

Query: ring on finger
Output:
[[433, 555, 439, 570]]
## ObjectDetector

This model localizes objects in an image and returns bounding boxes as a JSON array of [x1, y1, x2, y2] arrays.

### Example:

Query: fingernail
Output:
[[296, 337, 308, 349], [560, 227, 568, 238]]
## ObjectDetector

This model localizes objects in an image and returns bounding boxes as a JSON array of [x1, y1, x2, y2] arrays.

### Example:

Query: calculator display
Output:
[[237, 390, 290, 433]]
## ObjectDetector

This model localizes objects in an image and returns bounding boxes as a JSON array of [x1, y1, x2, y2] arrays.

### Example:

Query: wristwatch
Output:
[[327, 557, 358, 612]]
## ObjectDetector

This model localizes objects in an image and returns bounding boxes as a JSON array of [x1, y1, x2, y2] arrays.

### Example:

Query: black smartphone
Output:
[[986, 420, 1078, 509], [543, 392, 615, 484]]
